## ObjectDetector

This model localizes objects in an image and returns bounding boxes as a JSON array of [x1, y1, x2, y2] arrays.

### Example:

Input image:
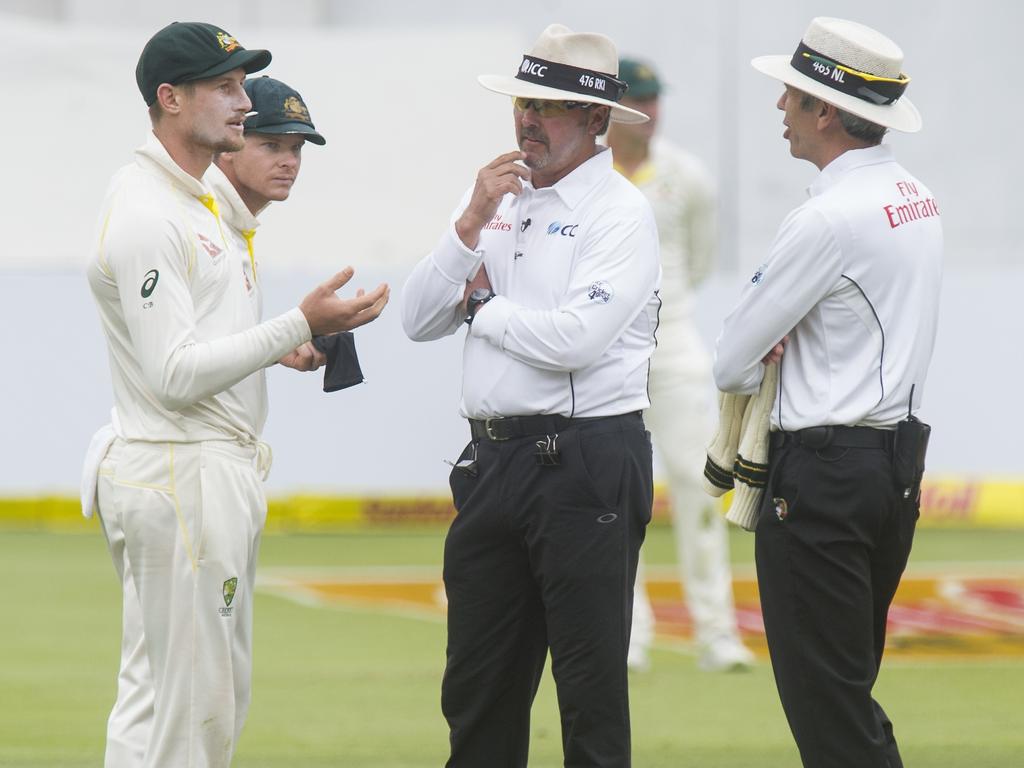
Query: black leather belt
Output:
[[770, 425, 893, 451], [469, 413, 637, 442]]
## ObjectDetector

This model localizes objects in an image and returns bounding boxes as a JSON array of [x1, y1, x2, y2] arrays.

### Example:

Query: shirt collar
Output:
[[135, 132, 214, 201], [525, 146, 613, 210], [807, 144, 895, 198], [205, 164, 261, 233]]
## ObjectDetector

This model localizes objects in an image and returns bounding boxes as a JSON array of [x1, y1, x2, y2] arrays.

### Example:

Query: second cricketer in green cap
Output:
[[136, 21, 271, 106], [243, 76, 326, 146], [214, 76, 326, 217]]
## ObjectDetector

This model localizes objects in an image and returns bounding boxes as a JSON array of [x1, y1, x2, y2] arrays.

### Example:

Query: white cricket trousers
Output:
[[97, 438, 266, 768], [631, 321, 742, 653]]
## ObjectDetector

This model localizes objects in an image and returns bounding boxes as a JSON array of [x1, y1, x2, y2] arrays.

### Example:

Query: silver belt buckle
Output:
[[485, 418, 508, 441]]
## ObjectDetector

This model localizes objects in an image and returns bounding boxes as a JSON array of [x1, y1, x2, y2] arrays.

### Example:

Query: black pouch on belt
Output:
[[892, 414, 930, 500]]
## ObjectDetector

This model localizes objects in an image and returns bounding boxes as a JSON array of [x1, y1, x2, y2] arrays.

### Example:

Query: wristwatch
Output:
[[465, 288, 495, 325]]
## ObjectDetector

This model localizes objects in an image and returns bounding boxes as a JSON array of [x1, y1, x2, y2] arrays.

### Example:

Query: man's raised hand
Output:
[[455, 151, 531, 249], [299, 267, 390, 336]]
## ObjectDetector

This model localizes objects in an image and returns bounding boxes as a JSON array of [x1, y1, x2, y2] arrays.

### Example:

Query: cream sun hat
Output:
[[478, 23, 649, 124], [751, 17, 921, 133]]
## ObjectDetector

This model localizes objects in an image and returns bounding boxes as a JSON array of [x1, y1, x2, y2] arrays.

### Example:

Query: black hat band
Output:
[[514, 55, 627, 102], [790, 42, 909, 106]]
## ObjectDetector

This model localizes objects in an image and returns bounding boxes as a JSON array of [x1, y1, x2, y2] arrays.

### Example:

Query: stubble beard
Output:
[[518, 127, 550, 170], [214, 133, 246, 154], [194, 123, 245, 155]]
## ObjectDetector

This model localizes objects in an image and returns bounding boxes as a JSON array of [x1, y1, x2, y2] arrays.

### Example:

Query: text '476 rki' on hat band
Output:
[[790, 41, 909, 106], [515, 55, 628, 101]]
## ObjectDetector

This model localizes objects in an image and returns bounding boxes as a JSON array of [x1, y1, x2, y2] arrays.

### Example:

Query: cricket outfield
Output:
[[1, 526, 1021, 767]]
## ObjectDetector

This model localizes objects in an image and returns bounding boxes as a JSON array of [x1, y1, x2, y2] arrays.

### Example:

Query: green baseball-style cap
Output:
[[618, 58, 662, 100], [243, 76, 326, 146], [136, 21, 272, 106]]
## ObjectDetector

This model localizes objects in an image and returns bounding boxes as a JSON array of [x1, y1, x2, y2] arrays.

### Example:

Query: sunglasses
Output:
[[512, 97, 595, 117]]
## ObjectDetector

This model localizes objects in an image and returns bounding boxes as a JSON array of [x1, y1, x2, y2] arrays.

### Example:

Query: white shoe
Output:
[[627, 645, 650, 673], [697, 637, 755, 672]]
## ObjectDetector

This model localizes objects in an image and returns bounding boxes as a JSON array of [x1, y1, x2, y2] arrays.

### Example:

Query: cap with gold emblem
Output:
[[617, 58, 662, 100], [136, 21, 271, 106], [242, 76, 326, 146]]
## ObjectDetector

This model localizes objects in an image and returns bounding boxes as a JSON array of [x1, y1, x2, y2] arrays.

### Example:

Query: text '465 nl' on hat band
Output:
[[515, 55, 628, 101], [790, 42, 909, 105]]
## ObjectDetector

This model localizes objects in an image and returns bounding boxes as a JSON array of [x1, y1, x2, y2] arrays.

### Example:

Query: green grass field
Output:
[[1, 526, 1022, 767]]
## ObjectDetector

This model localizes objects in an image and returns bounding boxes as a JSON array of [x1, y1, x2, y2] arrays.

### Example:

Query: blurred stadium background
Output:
[[1, 1, 1021, 766]]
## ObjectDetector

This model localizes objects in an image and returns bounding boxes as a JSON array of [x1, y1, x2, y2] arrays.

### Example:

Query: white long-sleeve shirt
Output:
[[714, 145, 943, 430], [402, 148, 661, 419], [87, 133, 310, 443]]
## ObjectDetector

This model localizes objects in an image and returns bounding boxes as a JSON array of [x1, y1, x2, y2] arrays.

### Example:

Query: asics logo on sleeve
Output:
[[141, 269, 159, 298]]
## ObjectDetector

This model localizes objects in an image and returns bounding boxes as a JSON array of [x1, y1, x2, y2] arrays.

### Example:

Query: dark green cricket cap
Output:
[[618, 58, 662, 100], [243, 76, 326, 146], [136, 22, 272, 106]]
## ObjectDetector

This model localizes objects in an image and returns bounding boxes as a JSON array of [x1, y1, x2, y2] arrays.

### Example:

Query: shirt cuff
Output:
[[469, 295, 514, 347], [283, 306, 313, 346], [431, 223, 485, 284]]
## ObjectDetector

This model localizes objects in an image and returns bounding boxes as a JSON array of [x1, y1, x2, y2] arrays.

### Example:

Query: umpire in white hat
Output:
[[714, 17, 942, 768], [402, 22, 659, 767]]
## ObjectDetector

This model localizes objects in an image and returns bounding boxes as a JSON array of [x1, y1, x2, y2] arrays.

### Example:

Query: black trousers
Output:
[[442, 412, 653, 768], [755, 437, 919, 768]]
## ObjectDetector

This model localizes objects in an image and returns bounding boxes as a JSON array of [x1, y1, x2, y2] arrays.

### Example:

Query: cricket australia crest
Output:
[[220, 577, 239, 617]]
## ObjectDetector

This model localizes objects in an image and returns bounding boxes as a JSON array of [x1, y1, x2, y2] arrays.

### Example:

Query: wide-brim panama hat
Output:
[[478, 23, 649, 124], [751, 17, 921, 133]]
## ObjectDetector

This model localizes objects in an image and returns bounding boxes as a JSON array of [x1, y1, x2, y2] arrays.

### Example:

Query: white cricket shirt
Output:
[[617, 137, 716, 327], [87, 134, 310, 443], [714, 145, 943, 429], [402, 148, 661, 419], [207, 163, 263, 305]]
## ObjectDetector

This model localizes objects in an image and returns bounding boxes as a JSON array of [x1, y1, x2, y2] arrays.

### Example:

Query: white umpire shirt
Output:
[[87, 134, 311, 444], [402, 147, 661, 419], [714, 145, 943, 430]]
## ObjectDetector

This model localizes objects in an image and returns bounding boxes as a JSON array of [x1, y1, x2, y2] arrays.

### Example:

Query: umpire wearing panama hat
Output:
[[714, 17, 942, 768], [402, 22, 660, 768]]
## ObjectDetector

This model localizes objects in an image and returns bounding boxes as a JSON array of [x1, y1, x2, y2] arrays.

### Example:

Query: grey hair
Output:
[[799, 92, 887, 145]]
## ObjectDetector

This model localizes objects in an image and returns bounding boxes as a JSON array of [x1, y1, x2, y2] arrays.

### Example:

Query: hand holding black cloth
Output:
[[310, 332, 364, 392]]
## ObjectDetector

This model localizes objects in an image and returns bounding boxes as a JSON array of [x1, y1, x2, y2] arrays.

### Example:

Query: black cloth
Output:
[[755, 436, 918, 768], [310, 332, 363, 393], [442, 412, 653, 768]]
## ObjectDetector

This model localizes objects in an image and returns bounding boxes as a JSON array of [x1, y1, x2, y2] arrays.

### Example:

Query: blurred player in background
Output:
[[84, 22, 387, 767], [607, 58, 754, 672]]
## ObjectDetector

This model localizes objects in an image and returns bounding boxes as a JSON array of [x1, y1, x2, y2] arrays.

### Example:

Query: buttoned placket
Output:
[[512, 189, 534, 266]]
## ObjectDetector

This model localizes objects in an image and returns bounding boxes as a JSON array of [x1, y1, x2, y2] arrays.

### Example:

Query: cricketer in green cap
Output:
[[214, 76, 326, 216], [136, 21, 272, 106], [243, 76, 326, 146], [609, 57, 664, 151], [617, 58, 663, 101]]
